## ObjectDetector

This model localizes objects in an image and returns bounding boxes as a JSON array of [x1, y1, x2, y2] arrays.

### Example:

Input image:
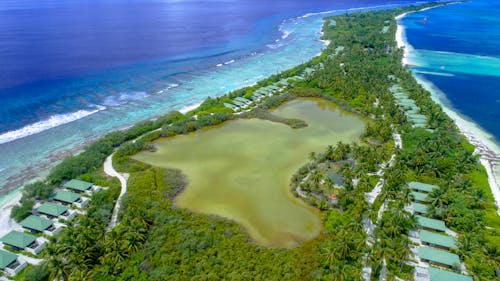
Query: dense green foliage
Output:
[[16, 3, 500, 280]]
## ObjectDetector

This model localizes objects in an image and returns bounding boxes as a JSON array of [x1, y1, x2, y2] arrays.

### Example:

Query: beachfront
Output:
[[395, 5, 500, 215]]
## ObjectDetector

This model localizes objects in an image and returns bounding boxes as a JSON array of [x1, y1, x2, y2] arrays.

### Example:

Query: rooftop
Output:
[[63, 179, 92, 191], [409, 182, 439, 193], [412, 202, 429, 214], [428, 267, 472, 281], [36, 202, 69, 217], [411, 191, 430, 203], [420, 230, 457, 249], [53, 190, 81, 204], [0, 250, 17, 270], [1, 231, 37, 249], [418, 246, 460, 267], [19, 215, 53, 232], [416, 215, 446, 232], [224, 103, 238, 110]]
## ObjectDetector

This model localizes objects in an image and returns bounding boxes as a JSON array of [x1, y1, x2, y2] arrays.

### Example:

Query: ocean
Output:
[[399, 0, 500, 209], [0, 0, 426, 198]]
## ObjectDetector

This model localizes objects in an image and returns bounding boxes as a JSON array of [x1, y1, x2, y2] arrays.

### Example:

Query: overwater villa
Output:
[[0, 250, 27, 277], [0, 230, 46, 255], [36, 202, 76, 221], [19, 215, 63, 236]]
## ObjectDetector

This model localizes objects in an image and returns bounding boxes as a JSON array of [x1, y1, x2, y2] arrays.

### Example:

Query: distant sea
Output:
[[401, 0, 500, 151], [0, 0, 426, 198]]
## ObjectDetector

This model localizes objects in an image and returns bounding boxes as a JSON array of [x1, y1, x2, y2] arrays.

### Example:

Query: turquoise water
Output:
[[0, 1, 425, 200], [400, 1, 500, 151]]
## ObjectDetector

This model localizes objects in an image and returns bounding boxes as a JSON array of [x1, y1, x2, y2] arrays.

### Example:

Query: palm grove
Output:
[[12, 4, 500, 281]]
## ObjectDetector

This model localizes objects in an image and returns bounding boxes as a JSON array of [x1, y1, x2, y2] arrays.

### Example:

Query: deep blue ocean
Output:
[[401, 0, 500, 150], [0, 0, 427, 197]]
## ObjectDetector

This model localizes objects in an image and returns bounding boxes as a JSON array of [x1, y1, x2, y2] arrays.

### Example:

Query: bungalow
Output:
[[0, 231, 46, 255], [409, 182, 439, 193], [412, 202, 429, 215], [36, 202, 75, 221], [53, 190, 89, 208], [19, 215, 62, 236], [427, 266, 472, 281], [411, 191, 431, 203], [0, 250, 27, 276], [420, 230, 457, 251], [224, 103, 239, 110], [418, 246, 460, 270], [63, 179, 99, 195], [231, 100, 246, 107], [234, 97, 251, 105], [416, 216, 446, 232]]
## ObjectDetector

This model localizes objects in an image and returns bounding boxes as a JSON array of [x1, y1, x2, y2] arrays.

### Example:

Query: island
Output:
[[4, 3, 499, 281]]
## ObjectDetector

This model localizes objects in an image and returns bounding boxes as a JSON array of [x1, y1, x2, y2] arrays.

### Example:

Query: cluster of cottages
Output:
[[390, 84, 428, 128], [223, 75, 307, 112], [407, 181, 472, 281], [0, 179, 99, 278]]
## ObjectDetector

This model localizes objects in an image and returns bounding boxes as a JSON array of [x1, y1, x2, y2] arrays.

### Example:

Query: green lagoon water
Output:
[[134, 98, 365, 247]]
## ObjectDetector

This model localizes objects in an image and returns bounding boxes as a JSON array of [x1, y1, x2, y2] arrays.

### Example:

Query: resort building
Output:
[[419, 230, 457, 251], [0, 230, 46, 255], [411, 191, 431, 203], [409, 182, 438, 193], [234, 97, 251, 105], [416, 215, 446, 232], [418, 246, 461, 270], [53, 190, 89, 208], [0, 250, 27, 276], [36, 202, 76, 221], [19, 215, 63, 236], [223, 103, 239, 111], [63, 179, 99, 195], [412, 202, 429, 215]]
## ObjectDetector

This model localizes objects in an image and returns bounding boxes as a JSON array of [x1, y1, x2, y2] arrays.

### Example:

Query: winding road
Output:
[[104, 154, 129, 230]]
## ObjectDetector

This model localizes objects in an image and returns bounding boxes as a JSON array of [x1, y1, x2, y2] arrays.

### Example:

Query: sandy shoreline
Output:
[[395, 7, 500, 215], [0, 192, 21, 237]]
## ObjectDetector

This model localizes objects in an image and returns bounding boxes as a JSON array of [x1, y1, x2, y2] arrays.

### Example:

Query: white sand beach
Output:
[[396, 8, 500, 215], [0, 192, 22, 237]]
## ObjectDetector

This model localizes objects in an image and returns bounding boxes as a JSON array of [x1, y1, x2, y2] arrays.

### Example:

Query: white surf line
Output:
[[104, 154, 129, 230], [396, 5, 500, 215]]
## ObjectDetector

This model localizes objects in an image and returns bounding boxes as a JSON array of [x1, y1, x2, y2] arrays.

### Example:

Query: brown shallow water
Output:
[[134, 98, 365, 247]]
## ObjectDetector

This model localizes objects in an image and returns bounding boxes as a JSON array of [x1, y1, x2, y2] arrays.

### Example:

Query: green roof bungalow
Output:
[[411, 191, 431, 203], [428, 267, 472, 281], [268, 85, 280, 91], [19, 215, 62, 236], [418, 246, 460, 270], [0, 231, 46, 255], [420, 230, 457, 251], [409, 182, 439, 193], [328, 20, 336, 27], [231, 100, 246, 107], [381, 26, 389, 34], [416, 215, 446, 232], [412, 202, 429, 215], [234, 97, 251, 105], [0, 250, 27, 276], [53, 190, 89, 208], [224, 103, 239, 111], [36, 202, 75, 221], [63, 179, 93, 194]]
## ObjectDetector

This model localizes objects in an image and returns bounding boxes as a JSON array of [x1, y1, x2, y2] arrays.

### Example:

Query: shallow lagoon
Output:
[[134, 98, 365, 247]]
